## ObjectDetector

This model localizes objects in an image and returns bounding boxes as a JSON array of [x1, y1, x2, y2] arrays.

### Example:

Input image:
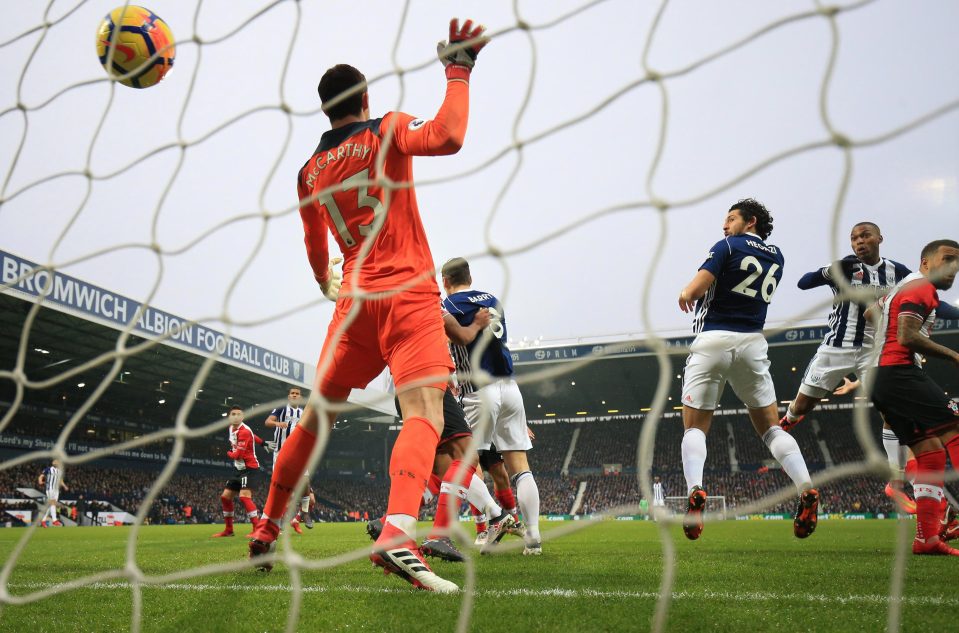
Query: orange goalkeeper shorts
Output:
[[315, 290, 453, 399]]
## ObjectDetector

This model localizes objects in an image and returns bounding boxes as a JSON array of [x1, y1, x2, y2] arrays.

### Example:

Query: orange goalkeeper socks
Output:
[[386, 416, 439, 518], [262, 425, 317, 525]]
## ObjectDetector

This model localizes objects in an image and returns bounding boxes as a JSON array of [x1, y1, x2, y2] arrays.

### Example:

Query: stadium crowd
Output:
[[3, 407, 956, 525]]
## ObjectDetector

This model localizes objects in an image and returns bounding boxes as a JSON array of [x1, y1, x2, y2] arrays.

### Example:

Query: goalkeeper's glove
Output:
[[263, 440, 278, 454], [319, 256, 343, 302], [437, 18, 488, 80]]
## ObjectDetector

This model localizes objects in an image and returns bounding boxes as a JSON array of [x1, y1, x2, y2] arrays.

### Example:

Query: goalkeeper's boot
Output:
[[421, 537, 465, 563], [793, 489, 820, 539], [779, 413, 804, 433], [940, 506, 959, 542], [248, 520, 280, 572], [913, 537, 959, 556], [474, 530, 489, 546], [366, 517, 384, 542], [290, 517, 303, 535], [683, 486, 707, 541], [211, 529, 234, 538], [370, 522, 458, 593], [884, 482, 917, 514], [481, 512, 517, 554]]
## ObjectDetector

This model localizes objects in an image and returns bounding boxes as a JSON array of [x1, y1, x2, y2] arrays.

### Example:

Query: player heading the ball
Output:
[[677, 199, 819, 541]]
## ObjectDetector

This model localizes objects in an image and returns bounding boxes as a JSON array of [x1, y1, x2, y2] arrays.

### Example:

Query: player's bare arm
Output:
[[833, 377, 860, 396], [264, 414, 287, 430], [896, 314, 959, 365], [678, 269, 717, 312], [443, 308, 491, 345]]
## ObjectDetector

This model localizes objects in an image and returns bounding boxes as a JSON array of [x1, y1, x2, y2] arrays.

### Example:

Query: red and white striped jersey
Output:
[[874, 272, 940, 368], [227, 422, 260, 470]]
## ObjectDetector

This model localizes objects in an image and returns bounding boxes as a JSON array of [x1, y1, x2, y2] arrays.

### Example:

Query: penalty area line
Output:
[[6, 582, 959, 607]]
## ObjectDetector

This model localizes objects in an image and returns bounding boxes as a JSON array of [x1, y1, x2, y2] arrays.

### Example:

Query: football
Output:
[[95, 5, 175, 89]]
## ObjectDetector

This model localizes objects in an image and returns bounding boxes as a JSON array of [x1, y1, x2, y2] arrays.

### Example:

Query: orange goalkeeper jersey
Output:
[[296, 78, 470, 295]]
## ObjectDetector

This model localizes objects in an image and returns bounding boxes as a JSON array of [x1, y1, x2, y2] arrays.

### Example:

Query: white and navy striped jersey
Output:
[[268, 405, 303, 453], [42, 465, 61, 497], [442, 289, 514, 395], [652, 482, 665, 505], [693, 233, 784, 333], [798, 255, 910, 348]]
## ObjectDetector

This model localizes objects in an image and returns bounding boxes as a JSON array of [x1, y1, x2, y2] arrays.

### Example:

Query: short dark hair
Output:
[[921, 239, 959, 261], [729, 198, 773, 240], [229, 405, 243, 413], [441, 257, 471, 287], [852, 221, 881, 235], [318, 64, 367, 121]]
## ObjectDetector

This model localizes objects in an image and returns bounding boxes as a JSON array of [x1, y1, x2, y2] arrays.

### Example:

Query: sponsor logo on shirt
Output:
[[408, 119, 426, 130]]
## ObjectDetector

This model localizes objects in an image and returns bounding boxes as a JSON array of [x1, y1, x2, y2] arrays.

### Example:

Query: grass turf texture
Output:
[[0, 521, 953, 632]]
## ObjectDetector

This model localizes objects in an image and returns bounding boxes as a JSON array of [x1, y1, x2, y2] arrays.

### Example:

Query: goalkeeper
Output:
[[248, 18, 489, 594]]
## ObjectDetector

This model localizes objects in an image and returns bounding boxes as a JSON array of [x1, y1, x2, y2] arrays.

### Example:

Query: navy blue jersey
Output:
[[442, 290, 514, 387], [797, 255, 911, 348], [693, 233, 785, 333]]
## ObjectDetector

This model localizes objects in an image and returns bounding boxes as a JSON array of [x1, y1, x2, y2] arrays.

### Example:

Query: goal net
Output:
[[1, 2, 957, 633]]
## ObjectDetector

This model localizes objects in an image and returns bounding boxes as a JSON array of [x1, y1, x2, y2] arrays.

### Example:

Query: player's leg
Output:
[[471, 460, 490, 544], [501, 450, 539, 554], [422, 436, 477, 562], [484, 381, 532, 552], [881, 420, 917, 514], [40, 500, 53, 526], [781, 347, 852, 432], [909, 435, 954, 554], [487, 456, 517, 519], [730, 333, 818, 538], [680, 332, 732, 540], [250, 305, 377, 559], [780, 392, 820, 432], [238, 485, 261, 530], [213, 486, 237, 537], [873, 365, 959, 555], [252, 395, 338, 548], [300, 481, 315, 529]]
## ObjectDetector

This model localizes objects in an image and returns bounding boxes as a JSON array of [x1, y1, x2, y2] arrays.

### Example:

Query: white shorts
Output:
[[798, 344, 875, 398], [46, 493, 59, 503], [653, 499, 665, 507], [462, 379, 532, 452], [682, 330, 776, 410]]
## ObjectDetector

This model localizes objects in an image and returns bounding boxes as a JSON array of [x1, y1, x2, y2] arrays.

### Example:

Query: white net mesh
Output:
[[1, 1, 958, 631]]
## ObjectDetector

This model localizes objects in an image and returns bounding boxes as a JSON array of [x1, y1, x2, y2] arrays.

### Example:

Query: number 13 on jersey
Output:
[[317, 168, 386, 248]]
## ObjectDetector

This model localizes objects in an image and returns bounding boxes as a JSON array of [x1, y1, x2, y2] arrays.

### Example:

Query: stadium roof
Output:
[[514, 326, 959, 421], [0, 249, 393, 431]]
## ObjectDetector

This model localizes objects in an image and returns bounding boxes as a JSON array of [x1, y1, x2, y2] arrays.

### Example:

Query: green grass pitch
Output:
[[0, 521, 954, 632]]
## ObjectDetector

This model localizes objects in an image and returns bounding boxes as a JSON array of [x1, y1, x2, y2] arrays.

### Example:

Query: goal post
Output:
[[664, 496, 727, 520]]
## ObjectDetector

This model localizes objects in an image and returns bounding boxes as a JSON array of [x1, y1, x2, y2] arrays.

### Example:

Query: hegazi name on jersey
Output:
[[304, 143, 374, 188]]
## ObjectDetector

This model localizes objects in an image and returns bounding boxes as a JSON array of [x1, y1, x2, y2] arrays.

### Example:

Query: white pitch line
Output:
[[6, 582, 959, 608]]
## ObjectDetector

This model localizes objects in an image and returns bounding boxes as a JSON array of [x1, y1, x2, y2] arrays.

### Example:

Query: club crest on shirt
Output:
[[408, 118, 426, 130]]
